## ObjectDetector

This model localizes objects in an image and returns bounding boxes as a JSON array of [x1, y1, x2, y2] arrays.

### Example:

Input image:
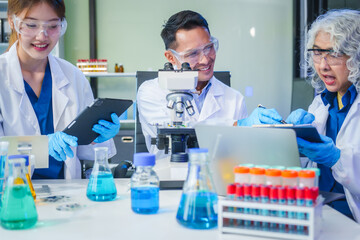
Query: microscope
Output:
[[151, 62, 199, 162]]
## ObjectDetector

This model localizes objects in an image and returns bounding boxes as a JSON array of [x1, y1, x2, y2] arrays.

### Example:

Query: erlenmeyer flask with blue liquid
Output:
[[86, 147, 117, 201], [176, 148, 218, 229], [0, 155, 38, 230]]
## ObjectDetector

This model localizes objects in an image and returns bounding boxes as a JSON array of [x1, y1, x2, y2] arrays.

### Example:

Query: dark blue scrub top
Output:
[[319, 84, 357, 219], [24, 62, 64, 179]]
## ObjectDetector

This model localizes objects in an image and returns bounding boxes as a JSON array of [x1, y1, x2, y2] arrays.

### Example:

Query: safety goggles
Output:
[[307, 48, 347, 66], [170, 37, 219, 65], [13, 15, 67, 38]]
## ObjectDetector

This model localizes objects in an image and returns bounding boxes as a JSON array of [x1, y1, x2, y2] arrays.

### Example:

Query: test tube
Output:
[[286, 187, 297, 232], [243, 184, 252, 227], [234, 166, 250, 184], [250, 167, 266, 185], [251, 185, 261, 228], [296, 187, 305, 234], [298, 170, 316, 188], [269, 187, 278, 230], [265, 169, 282, 186], [308, 168, 320, 187], [235, 184, 244, 226], [260, 185, 270, 229], [278, 187, 286, 231], [227, 184, 236, 227], [282, 170, 298, 187]]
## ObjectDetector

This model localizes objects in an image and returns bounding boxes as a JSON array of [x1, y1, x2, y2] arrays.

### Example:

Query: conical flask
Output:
[[0, 155, 38, 230], [176, 148, 218, 229], [86, 147, 117, 201]]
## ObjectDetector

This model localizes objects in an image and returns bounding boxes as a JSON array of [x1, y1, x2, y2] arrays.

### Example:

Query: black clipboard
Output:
[[63, 98, 133, 145], [253, 124, 322, 143]]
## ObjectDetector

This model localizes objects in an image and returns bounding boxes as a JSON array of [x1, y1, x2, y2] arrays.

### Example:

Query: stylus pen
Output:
[[257, 104, 287, 124]]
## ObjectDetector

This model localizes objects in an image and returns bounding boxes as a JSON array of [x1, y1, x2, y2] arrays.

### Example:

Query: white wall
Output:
[[95, 0, 293, 118]]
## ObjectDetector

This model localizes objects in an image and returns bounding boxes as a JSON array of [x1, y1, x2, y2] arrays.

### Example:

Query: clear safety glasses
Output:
[[13, 15, 67, 38], [170, 37, 219, 65], [307, 48, 347, 66]]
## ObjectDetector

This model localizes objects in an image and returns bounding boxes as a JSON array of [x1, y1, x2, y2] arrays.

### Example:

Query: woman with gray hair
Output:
[[286, 9, 360, 222]]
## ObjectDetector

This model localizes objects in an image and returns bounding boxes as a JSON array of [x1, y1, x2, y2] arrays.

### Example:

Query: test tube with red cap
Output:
[[287, 187, 297, 232], [269, 186, 278, 230], [227, 184, 236, 226], [235, 184, 244, 226], [243, 184, 252, 227], [296, 187, 306, 234], [260, 185, 270, 229], [251, 185, 261, 228], [278, 186, 287, 231]]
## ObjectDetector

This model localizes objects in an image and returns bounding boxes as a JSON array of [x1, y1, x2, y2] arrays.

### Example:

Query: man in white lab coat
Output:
[[137, 10, 248, 157]]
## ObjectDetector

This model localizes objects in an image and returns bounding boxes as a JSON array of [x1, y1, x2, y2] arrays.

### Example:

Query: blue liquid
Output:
[[0, 155, 5, 206], [176, 191, 218, 229], [0, 185, 38, 230], [131, 186, 159, 214], [86, 172, 117, 201]]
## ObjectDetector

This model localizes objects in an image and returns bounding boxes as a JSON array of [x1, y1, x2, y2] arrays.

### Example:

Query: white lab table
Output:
[[1, 179, 360, 240]]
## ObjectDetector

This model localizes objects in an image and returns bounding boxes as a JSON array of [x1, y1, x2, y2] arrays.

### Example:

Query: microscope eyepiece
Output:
[[181, 62, 191, 71], [164, 62, 174, 70]]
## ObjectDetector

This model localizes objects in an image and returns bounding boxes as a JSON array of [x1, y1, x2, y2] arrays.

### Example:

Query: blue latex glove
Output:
[[297, 135, 340, 168], [237, 108, 283, 126], [92, 113, 120, 143], [48, 132, 78, 161], [286, 109, 315, 125]]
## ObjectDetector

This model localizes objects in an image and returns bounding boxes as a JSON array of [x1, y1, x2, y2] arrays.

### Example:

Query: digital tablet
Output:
[[63, 98, 133, 145], [253, 124, 322, 143]]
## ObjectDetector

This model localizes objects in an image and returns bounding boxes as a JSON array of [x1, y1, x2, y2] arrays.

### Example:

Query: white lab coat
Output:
[[301, 93, 360, 223], [137, 76, 247, 158], [0, 43, 116, 179]]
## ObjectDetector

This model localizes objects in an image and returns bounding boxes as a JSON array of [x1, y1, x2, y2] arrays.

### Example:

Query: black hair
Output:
[[160, 10, 210, 50]]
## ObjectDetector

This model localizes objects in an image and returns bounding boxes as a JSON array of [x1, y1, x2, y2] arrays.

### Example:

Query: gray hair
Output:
[[305, 9, 360, 93]]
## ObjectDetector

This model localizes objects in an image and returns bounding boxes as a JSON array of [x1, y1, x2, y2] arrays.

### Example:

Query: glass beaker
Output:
[[86, 147, 117, 201], [0, 142, 9, 207], [0, 155, 38, 230], [176, 148, 218, 229]]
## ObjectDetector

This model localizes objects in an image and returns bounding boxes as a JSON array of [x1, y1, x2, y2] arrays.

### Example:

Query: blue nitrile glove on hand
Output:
[[297, 134, 340, 168], [48, 132, 78, 161], [286, 108, 315, 125], [237, 108, 283, 126], [92, 113, 120, 143]]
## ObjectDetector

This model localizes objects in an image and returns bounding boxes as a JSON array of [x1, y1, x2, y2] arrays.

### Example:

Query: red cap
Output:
[[260, 185, 269, 197], [296, 187, 305, 199], [305, 187, 312, 200], [286, 187, 295, 200], [252, 185, 260, 198], [236, 184, 244, 197], [227, 184, 236, 195], [269, 187, 278, 199], [311, 187, 319, 201], [278, 187, 286, 199], [244, 184, 252, 196]]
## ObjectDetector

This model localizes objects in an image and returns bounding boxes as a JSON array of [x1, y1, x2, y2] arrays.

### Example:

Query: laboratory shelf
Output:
[[84, 72, 136, 78]]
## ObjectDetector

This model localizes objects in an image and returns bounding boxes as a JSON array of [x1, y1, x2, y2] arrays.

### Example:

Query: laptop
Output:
[[194, 124, 300, 196]]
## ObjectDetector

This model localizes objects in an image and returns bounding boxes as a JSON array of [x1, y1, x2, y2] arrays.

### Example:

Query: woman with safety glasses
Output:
[[0, 0, 118, 179], [286, 9, 360, 222]]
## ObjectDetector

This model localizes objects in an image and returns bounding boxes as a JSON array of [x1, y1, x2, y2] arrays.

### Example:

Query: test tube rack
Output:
[[76, 60, 108, 73], [218, 198, 323, 240]]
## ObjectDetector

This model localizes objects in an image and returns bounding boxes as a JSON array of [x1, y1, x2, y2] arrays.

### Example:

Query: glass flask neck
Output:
[[8, 159, 28, 185], [92, 147, 111, 174]]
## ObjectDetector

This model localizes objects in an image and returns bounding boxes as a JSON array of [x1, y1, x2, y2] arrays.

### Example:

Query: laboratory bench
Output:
[[1, 178, 360, 240]]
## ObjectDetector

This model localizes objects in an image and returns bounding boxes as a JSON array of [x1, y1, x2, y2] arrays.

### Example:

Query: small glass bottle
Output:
[[131, 153, 159, 214], [86, 147, 117, 201], [176, 148, 218, 229], [0, 155, 38, 230], [282, 170, 298, 187], [265, 168, 282, 186], [0, 141, 9, 206], [234, 166, 250, 184], [249, 167, 266, 185], [17, 143, 36, 199]]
